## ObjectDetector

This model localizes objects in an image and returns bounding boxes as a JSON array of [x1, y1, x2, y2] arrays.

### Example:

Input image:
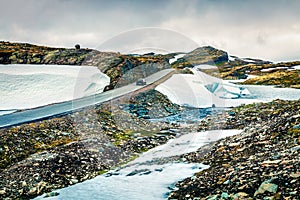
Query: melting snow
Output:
[[194, 64, 218, 70], [34, 130, 241, 200], [156, 65, 300, 108], [228, 56, 236, 61], [156, 67, 253, 108], [293, 65, 300, 70]]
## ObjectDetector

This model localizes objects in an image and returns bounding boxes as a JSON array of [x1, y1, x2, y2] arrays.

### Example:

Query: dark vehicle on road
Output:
[[136, 79, 146, 86]]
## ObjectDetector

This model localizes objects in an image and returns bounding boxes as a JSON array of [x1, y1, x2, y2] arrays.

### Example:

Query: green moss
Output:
[[99, 110, 112, 116], [98, 169, 108, 175], [112, 131, 132, 146]]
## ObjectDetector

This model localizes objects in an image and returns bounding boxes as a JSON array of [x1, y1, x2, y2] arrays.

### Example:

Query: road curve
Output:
[[0, 69, 174, 128]]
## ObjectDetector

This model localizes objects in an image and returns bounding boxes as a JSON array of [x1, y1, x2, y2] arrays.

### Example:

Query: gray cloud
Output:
[[0, 0, 299, 61]]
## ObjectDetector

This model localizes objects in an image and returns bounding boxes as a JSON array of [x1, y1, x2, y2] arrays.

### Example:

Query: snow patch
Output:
[[35, 162, 207, 200], [194, 64, 218, 70], [288, 65, 300, 71], [156, 66, 252, 108], [132, 129, 242, 163], [0, 64, 110, 110], [261, 67, 288, 72], [168, 54, 185, 64], [293, 65, 300, 70], [241, 58, 256, 63], [228, 56, 236, 61], [34, 129, 241, 200]]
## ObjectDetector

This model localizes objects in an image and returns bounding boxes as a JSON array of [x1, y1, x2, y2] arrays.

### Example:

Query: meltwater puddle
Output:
[[34, 130, 241, 200]]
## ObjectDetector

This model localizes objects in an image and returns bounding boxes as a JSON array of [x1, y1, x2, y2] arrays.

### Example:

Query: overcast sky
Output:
[[0, 0, 299, 61]]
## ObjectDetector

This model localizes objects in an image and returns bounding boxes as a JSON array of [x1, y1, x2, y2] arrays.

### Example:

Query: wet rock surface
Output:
[[169, 99, 300, 199]]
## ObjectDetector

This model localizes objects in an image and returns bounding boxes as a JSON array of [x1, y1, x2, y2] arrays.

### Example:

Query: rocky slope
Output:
[[0, 41, 92, 65], [169, 45, 300, 88], [169, 99, 300, 199], [120, 89, 182, 119], [241, 70, 300, 88], [0, 41, 172, 90], [171, 46, 229, 68], [0, 89, 181, 199], [202, 59, 300, 88]]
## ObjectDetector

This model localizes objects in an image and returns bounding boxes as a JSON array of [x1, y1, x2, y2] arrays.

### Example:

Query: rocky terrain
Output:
[[241, 70, 300, 88], [169, 99, 300, 199], [1, 41, 300, 199], [169, 46, 300, 88], [120, 89, 182, 119], [0, 89, 181, 199], [0, 41, 172, 90], [0, 41, 92, 65], [2, 41, 299, 89], [171, 46, 229, 68], [202, 59, 300, 88]]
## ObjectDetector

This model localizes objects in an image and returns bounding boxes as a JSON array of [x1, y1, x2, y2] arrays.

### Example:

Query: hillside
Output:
[[169, 99, 300, 199], [0, 41, 300, 199], [1, 41, 300, 89], [0, 88, 181, 199], [0, 41, 171, 90], [169, 46, 300, 88]]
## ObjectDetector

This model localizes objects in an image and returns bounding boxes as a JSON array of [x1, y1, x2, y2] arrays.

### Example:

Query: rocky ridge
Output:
[[171, 46, 229, 68]]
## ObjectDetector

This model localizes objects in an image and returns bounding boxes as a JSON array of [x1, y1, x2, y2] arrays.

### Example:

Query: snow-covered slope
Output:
[[0, 64, 110, 110], [155, 67, 252, 108]]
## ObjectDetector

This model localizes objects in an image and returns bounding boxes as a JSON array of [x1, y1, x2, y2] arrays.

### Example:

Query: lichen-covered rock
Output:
[[171, 46, 229, 68]]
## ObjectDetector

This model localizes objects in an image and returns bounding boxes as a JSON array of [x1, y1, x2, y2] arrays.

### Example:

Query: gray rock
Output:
[[44, 191, 60, 198], [254, 181, 278, 196]]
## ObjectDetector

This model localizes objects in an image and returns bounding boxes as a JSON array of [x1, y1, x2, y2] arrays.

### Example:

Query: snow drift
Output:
[[155, 67, 252, 108], [0, 64, 110, 110]]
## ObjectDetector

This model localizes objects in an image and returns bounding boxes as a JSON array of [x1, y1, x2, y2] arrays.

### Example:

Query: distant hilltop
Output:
[[1, 41, 300, 89]]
